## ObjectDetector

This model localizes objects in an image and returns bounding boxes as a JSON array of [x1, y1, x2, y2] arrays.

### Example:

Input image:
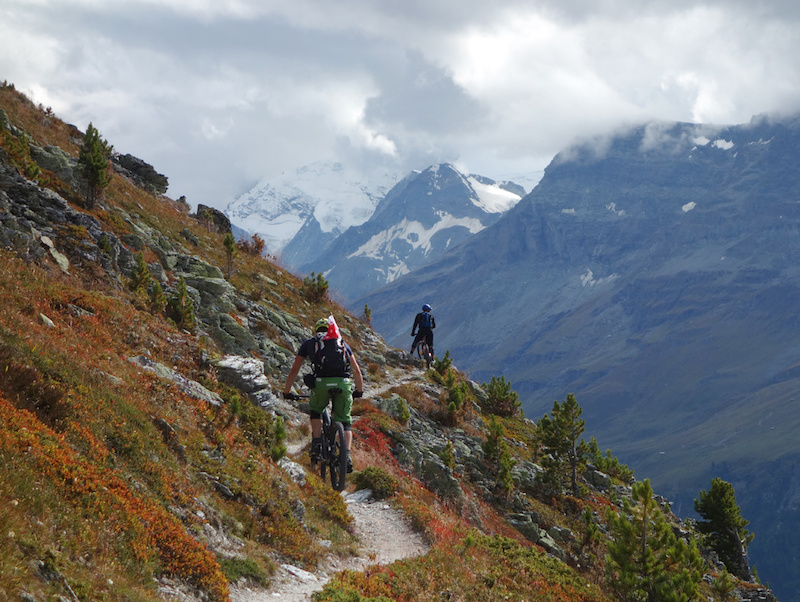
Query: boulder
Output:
[[584, 466, 612, 490], [214, 355, 271, 399], [114, 153, 168, 194], [29, 144, 76, 184], [196, 204, 231, 233]]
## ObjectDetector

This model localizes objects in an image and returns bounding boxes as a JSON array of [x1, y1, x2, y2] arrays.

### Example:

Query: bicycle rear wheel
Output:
[[329, 421, 348, 491], [318, 413, 330, 482], [417, 342, 432, 368]]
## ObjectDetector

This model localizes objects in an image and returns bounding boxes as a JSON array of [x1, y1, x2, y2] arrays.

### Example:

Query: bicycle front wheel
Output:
[[330, 422, 348, 491]]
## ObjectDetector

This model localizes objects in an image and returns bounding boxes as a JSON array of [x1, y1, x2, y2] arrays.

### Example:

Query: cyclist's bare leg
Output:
[[311, 418, 322, 438]]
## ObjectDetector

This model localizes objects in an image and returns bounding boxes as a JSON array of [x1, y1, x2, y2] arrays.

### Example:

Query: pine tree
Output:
[[149, 280, 167, 313], [606, 479, 705, 601], [270, 416, 287, 461], [78, 122, 113, 209], [223, 232, 236, 279], [483, 415, 504, 464], [301, 271, 329, 302], [481, 375, 521, 417], [482, 415, 516, 496], [694, 477, 754, 581], [536, 393, 587, 496], [168, 276, 196, 332], [129, 252, 152, 292]]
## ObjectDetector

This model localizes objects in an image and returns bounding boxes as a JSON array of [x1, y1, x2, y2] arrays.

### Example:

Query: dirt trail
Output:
[[230, 489, 428, 601], [231, 368, 429, 601]]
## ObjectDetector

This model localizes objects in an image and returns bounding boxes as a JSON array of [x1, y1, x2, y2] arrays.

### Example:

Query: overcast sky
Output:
[[2, 0, 800, 210]]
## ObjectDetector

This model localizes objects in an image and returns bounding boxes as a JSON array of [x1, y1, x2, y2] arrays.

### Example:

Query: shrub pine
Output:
[[78, 122, 113, 208]]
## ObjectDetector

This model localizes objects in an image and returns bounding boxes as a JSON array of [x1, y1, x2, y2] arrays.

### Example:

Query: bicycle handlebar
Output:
[[283, 387, 345, 401]]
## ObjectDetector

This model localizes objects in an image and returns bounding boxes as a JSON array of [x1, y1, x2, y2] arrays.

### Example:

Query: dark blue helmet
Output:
[[422, 304, 432, 311]]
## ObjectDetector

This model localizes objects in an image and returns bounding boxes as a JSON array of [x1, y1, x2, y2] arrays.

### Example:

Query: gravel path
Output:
[[230, 489, 428, 601]]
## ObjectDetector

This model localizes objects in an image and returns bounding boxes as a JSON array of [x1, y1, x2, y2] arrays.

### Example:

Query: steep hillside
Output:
[[361, 115, 800, 601], [0, 84, 775, 602]]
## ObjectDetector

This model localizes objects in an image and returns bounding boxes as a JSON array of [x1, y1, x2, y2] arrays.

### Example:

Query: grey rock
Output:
[[196, 204, 231, 233], [395, 442, 464, 503], [278, 457, 307, 487], [214, 355, 270, 393], [584, 466, 612, 490], [29, 144, 76, 184], [210, 313, 258, 355], [128, 355, 222, 406], [114, 153, 168, 194]]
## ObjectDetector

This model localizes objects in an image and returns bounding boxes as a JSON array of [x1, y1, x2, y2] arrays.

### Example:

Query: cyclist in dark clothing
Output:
[[410, 303, 435, 358]]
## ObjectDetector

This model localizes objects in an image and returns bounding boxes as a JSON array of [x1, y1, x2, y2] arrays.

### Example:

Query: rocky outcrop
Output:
[[114, 153, 168, 194], [0, 147, 135, 277], [128, 355, 223, 406], [29, 143, 77, 187], [196, 204, 231, 234]]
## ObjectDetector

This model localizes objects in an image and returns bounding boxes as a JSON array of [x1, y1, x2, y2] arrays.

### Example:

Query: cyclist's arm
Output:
[[350, 353, 364, 394], [283, 354, 305, 395], [411, 313, 420, 335]]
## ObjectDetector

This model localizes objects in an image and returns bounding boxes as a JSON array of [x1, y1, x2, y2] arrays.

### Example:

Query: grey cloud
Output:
[[2, 0, 800, 210], [364, 51, 487, 136]]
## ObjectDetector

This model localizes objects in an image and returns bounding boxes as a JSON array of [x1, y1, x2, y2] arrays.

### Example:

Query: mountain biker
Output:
[[282, 316, 364, 472], [410, 303, 435, 359]]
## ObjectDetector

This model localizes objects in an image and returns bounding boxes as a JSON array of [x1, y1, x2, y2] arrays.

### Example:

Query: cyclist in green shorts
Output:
[[283, 317, 364, 471]]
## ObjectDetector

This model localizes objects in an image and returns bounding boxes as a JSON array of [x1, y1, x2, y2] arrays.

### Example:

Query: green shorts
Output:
[[309, 376, 353, 425]]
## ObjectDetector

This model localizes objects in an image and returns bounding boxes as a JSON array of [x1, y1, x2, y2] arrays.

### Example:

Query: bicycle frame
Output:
[[311, 385, 349, 491]]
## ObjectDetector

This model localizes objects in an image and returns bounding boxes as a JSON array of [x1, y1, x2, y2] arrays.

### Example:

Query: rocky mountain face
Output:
[[361, 114, 800, 601], [224, 161, 392, 264], [301, 163, 523, 303]]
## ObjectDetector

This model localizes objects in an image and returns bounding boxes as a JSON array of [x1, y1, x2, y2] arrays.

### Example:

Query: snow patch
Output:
[[581, 269, 619, 288], [466, 176, 521, 213], [562, 208, 577, 215], [713, 139, 734, 150], [348, 213, 485, 260], [606, 202, 625, 216], [682, 202, 696, 213], [693, 136, 711, 146]]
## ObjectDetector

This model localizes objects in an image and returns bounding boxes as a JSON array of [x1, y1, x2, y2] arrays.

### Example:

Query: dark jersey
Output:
[[297, 334, 353, 377], [412, 311, 435, 334]]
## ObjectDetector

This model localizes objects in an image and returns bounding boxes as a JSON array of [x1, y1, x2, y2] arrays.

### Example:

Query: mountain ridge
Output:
[[300, 162, 524, 302], [224, 160, 392, 264]]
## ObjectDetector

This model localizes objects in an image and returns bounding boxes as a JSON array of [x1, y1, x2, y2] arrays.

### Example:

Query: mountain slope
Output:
[[361, 114, 800, 601], [302, 163, 523, 303]]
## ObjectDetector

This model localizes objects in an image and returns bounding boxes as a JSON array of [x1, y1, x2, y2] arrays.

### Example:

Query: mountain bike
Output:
[[288, 386, 349, 491], [417, 339, 433, 369]]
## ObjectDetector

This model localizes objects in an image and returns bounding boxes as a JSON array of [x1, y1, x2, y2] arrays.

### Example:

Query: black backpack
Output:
[[313, 337, 350, 377]]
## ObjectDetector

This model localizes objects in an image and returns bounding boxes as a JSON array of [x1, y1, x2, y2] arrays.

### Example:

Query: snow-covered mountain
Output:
[[224, 161, 393, 259], [300, 163, 524, 303]]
